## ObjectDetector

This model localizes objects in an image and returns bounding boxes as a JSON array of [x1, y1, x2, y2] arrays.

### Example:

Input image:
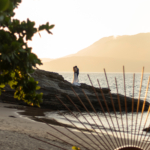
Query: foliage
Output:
[[72, 146, 81, 150], [0, 0, 54, 106]]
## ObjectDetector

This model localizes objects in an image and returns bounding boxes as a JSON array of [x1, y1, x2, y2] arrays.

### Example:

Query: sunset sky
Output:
[[14, 0, 150, 59]]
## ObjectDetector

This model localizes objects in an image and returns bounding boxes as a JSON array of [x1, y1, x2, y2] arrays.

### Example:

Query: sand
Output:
[[0, 102, 149, 150], [0, 102, 108, 150], [0, 103, 73, 150]]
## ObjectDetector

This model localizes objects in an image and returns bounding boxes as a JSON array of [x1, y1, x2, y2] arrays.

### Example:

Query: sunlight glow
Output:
[[14, 0, 150, 59]]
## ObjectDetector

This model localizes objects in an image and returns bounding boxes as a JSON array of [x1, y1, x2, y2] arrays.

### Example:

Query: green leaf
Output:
[[38, 23, 54, 34], [19, 48, 26, 52], [0, 0, 54, 107], [0, 0, 9, 11], [49, 25, 55, 29], [36, 86, 40, 90], [72, 146, 80, 150], [0, 84, 5, 88]]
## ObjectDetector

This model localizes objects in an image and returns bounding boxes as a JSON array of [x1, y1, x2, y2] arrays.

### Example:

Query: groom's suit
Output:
[[77, 67, 79, 77]]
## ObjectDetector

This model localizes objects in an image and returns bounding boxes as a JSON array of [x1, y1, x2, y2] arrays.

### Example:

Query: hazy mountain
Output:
[[39, 33, 150, 72], [40, 58, 53, 63], [73, 33, 150, 61]]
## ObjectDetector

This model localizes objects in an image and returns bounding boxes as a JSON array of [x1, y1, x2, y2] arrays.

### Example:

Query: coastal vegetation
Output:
[[0, 0, 54, 107]]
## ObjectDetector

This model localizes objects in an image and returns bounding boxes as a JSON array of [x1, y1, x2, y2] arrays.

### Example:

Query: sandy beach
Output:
[[0, 102, 74, 150], [0, 102, 150, 150], [0, 102, 110, 150]]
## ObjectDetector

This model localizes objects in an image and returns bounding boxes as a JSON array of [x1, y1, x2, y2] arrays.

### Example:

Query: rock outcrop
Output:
[[1, 69, 149, 112]]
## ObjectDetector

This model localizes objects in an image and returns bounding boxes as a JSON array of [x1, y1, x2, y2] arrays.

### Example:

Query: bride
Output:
[[72, 66, 81, 86]]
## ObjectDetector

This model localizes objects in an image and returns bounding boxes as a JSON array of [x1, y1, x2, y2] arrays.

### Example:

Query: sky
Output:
[[14, 0, 150, 59]]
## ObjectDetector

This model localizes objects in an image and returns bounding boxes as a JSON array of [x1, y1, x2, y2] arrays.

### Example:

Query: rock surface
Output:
[[1, 69, 149, 112]]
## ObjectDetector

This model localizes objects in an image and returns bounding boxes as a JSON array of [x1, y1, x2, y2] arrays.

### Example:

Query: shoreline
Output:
[[2, 69, 149, 113], [0, 102, 109, 149], [0, 102, 73, 150], [0, 102, 150, 150], [5, 104, 93, 132]]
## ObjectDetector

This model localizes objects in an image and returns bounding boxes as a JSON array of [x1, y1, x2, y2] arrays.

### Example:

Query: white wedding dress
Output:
[[72, 72, 81, 86]]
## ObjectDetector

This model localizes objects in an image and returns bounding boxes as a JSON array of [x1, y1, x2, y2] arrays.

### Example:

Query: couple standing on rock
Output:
[[72, 66, 81, 86]]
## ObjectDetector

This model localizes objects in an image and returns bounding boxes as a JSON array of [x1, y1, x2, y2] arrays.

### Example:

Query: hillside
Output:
[[73, 33, 150, 61], [40, 58, 53, 63], [39, 33, 150, 72]]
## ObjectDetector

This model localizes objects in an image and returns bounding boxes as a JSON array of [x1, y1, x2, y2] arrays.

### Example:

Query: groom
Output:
[[75, 66, 79, 77]]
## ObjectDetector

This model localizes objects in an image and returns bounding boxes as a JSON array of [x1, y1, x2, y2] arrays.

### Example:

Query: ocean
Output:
[[45, 72, 150, 141], [61, 72, 150, 100]]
